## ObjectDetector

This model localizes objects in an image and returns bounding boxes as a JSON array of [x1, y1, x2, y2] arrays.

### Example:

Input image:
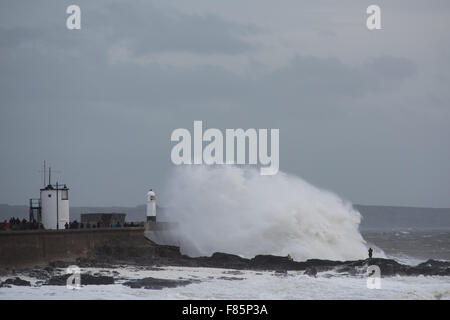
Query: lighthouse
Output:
[[146, 189, 156, 222], [143, 188, 179, 246], [40, 182, 70, 230], [30, 165, 70, 230]]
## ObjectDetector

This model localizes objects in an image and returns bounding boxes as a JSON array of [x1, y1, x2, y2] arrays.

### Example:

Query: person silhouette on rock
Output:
[[368, 247, 373, 259]]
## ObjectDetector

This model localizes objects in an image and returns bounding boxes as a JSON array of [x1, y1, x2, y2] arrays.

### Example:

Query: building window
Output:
[[61, 190, 68, 200]]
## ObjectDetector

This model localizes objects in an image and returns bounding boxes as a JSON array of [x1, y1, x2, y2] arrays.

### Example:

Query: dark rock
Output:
[[337, 266, 358, 276], [45, 275, 69, 286], [416, 259, 450, 269], [274, 270, 287, 275], [251, 255, 302, 271], [89, 237, 189, 267], [0, 277, 31, 287], [405, 259, 450, 276], [73, 257, 118, 269], [46, 274, 115, 286], [302, 259, 347, 273], [217, 276, 245, 281], [145, 266, 164, 271], [12, 233, 447, 278], [48, 261, 71, 268], [321, 273, 334, 278], [122, 277, 194, 290], [335, 266, 352, 274], [197, 252, 250, 269], [330, 258, 450, 277], [223, 270, 244, 275], [155, 245, 183, 259], [26, 269, 51, 280], [304, 267, 317, 277], [44, 266, 54, 273], [82, 274, 115, 285], [358, 258, 404, 275]]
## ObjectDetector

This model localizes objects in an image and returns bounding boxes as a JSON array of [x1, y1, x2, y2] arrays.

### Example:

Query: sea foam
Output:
[[162, 165, 369, 261]]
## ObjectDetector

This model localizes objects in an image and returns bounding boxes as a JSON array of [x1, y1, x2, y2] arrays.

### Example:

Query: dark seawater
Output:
[[362, 229, 450, 263]]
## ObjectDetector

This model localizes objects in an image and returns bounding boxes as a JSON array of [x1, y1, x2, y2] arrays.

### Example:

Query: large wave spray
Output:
[[162, 165, 369, 261]]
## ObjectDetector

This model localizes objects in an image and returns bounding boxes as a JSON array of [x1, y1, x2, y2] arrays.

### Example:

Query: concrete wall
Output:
[[0, 227, 145, 268], [80, 213, 126, 227]]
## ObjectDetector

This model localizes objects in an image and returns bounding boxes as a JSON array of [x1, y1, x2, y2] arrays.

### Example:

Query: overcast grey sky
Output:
[[0, 0, 449, 207]]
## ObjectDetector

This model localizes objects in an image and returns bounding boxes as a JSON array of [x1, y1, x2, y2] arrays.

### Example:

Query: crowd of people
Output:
[[64, 220, 141, 229], [0, 218, 142, 231], [1, 218, 42, 231]]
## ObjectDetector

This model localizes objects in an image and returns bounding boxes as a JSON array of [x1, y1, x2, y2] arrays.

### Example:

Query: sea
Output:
[[1, 228, 449, 300], [1, 167, 449, 299]]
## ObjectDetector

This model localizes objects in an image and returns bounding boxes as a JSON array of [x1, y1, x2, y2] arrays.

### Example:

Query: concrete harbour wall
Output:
[[0, 227, 146, 268]]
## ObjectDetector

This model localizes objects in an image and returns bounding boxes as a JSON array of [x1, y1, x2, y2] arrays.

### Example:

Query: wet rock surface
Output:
[[1, 235, 449, 286], [217, 276, 245, 281], [194, 255, 450, 277], [223, 270, 244, 275], [25, 269, 52, 280], [41, 245, 450, 277], [0, 277, 31, 287], [45, 274, 115, 286], [122, 277, 194, 289], [304, 267, 318, 277]]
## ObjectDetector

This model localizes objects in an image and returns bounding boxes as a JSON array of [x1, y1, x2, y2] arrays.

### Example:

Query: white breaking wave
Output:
[[2, 266, 450, 300], [162, 165, 370, 261]]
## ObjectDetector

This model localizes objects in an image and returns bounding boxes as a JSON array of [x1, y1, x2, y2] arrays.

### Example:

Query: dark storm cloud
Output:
[[0, 0, 417, 110], [0, 27, 40, 48], [259, 55, 416, 103], [363, 56, 416, 82], [0, 42, 417, 108], [0, 0, 449, 208], [95, 2, 257, 55], [0, 0, 259, 104], [0, 1, 256, 55]]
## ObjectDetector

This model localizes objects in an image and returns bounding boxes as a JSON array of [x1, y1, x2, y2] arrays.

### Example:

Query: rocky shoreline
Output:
[[1, 255, 449, 290], [1, 239, 449, 290]]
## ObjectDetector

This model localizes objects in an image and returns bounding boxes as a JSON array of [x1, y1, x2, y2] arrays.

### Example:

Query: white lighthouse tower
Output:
[[40, 167, 70, 230], [146, 189, 156, 222]]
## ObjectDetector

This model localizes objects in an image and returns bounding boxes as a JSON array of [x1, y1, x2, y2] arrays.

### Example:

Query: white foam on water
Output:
[[162, 165, 371, 261], [1, 266, 449, 300], [387, 254, 427, 266]]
